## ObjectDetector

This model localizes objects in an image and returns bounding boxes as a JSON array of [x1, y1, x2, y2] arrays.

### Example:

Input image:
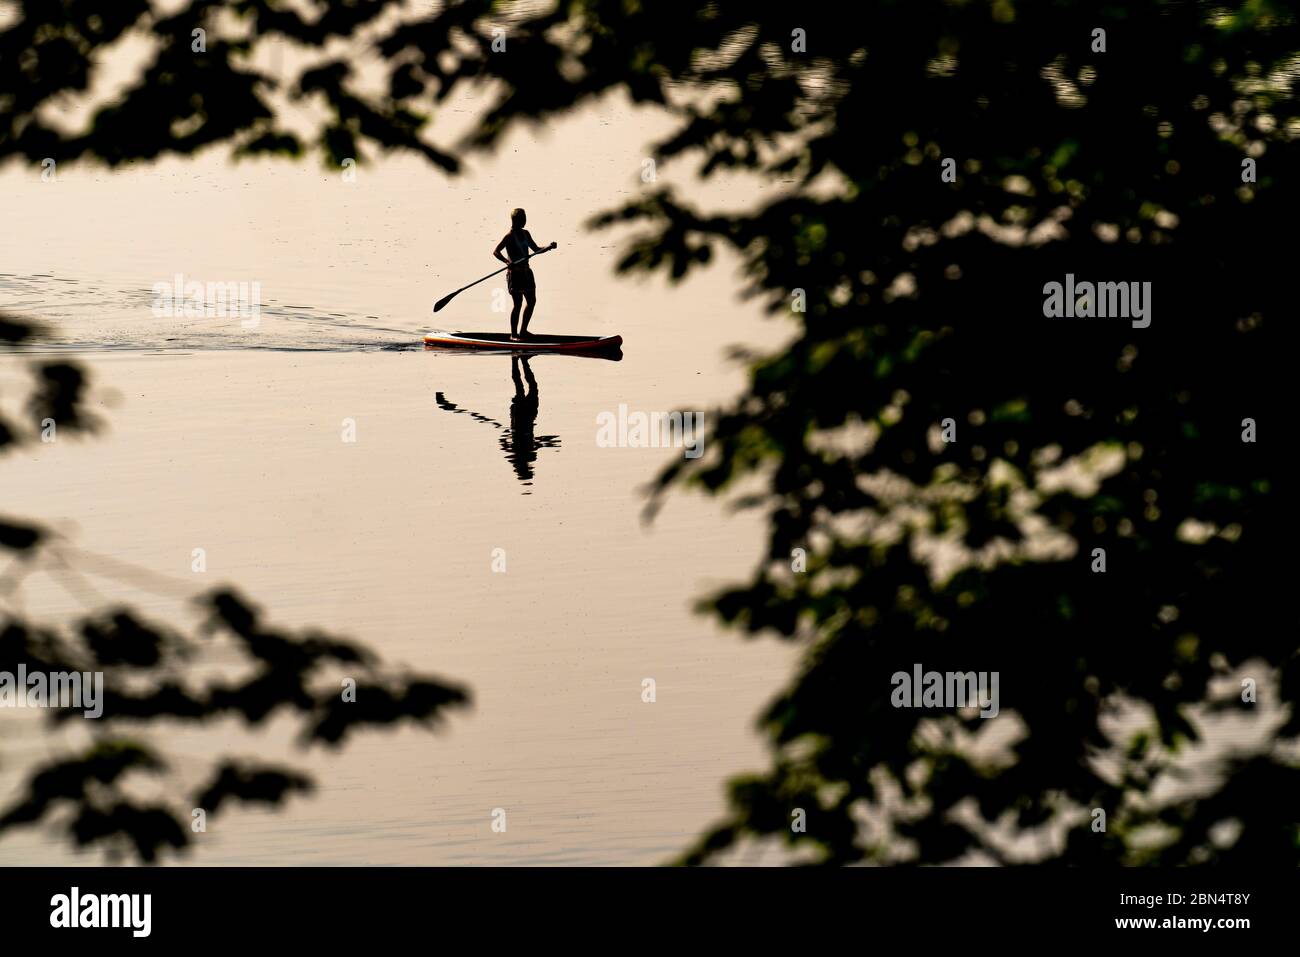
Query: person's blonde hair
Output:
[[510, 208, 527, 227]]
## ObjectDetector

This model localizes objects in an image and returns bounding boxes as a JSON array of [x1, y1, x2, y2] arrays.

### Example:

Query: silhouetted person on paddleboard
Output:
[[493, 208, 556, 340]]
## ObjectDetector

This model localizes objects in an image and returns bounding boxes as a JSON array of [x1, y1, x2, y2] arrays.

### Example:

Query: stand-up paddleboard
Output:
[[423, 331, 622, 357]]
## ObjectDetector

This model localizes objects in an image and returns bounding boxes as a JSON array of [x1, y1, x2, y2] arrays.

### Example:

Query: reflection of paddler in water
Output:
[[501, 354, 558, 486], [433, 355, 560, 493]]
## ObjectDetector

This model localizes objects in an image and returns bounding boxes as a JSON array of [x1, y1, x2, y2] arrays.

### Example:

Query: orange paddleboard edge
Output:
[[422, 331, 623, 353]]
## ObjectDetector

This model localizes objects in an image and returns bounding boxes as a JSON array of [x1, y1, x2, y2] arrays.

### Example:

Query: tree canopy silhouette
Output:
[[2, 0, 1292, 864]]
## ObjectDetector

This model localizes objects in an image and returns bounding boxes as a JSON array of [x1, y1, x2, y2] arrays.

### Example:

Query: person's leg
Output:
[[521, 289, 536, 336], [509, 291, 523, 339]]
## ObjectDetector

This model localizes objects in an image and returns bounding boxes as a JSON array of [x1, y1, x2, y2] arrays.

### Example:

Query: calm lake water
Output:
[[0, 91, 799, 864]]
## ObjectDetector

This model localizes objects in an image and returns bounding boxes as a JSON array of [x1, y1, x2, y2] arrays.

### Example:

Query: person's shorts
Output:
[[508, 266, 536, 298]]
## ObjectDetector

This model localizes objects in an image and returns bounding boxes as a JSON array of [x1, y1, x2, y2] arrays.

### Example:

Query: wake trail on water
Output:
[[0, 272, 427, 353]]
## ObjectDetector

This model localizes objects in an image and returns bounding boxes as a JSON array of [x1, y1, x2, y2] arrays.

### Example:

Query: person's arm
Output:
[[493, 234, 510, 265], [525, 231, 558, 253]]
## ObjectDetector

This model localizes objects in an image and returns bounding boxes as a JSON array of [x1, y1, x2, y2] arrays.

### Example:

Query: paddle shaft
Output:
[[433, 244, 556, 312]]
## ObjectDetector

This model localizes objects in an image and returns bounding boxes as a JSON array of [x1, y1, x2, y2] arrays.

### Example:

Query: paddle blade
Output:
[[433, 291, 457, 313]]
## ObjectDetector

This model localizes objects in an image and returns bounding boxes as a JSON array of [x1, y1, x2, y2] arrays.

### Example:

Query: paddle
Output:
[[433, 243, 558, 313]]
